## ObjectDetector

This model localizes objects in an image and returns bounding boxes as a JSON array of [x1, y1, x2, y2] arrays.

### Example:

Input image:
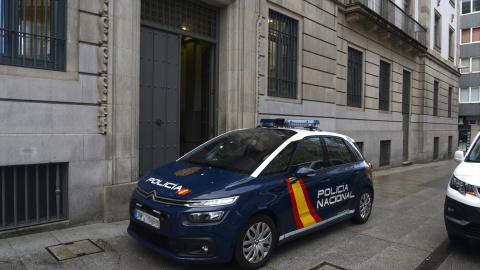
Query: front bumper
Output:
[[127, 191, 242, 263], [444, 195, 480, 241]]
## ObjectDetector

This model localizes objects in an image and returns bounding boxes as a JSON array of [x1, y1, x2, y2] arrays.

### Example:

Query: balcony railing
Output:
[[345, 0, 427, 47]]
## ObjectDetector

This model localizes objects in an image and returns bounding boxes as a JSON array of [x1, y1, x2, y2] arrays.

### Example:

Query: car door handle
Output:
[[320, 178, 330, 184], [352, 171, 359, 175]]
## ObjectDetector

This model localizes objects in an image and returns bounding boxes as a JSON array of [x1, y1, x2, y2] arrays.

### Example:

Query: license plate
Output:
[[135, 208, 160, 229]]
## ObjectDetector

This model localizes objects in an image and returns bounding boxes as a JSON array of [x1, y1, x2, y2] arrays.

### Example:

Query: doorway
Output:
[[139, 29, 216, 176], [180, 37, 216, 156]]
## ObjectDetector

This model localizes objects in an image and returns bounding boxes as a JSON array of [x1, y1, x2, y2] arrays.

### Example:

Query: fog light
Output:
[[202, 246, 209, 252], [447, 207, 454, 213], [186, 211, 225, 223]]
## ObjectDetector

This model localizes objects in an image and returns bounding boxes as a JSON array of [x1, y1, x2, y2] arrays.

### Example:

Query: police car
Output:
[[444, 131, 480, 244], [128, 119, 374, 269]]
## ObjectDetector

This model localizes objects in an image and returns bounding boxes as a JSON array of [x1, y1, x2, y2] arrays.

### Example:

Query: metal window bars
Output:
[[0, 0, 66, 71], [1, 163, 68, 231], [141, 0, 217, 40], [347, 48, 363, 108], [267, 9, 298, 99]]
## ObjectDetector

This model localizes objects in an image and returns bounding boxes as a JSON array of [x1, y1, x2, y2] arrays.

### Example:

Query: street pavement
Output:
[[1, 159, 479, 270]]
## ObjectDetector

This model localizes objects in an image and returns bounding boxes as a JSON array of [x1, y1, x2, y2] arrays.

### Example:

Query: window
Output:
[[448, 136, 452, 158], [433, 81, 439, 116], [433, 137, 439, 160], [434, 12, 441, 49], [260, 141, 298, 177], [448, 87, 452, 118], [460, 58, 471, 73], [0, 0, 66, 71], [462, 0, 480, 14], [324, 137, 356, 166], [379, 61, 390, 111], [268, 10, 298, 99], [347, 47, 363, 108], [461, 27, 480, 44], [460, 87, 480, 103], [379, 140, 390, 167], [291, 137, 324, 171], [449, 28, 454, 60]]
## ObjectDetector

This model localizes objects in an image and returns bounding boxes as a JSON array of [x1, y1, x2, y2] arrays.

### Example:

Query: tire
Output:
[[352, 188, 372, 224], [448, 233, 469, 245], [234, 214, 277, 270]]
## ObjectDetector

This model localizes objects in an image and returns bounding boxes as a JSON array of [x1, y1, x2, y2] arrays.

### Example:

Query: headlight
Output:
[[186, 211, 226, 223], [449, 175, 476, 196], [186, 196, 239, 207]]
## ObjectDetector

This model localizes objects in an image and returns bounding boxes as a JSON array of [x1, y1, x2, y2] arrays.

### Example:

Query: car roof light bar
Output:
[[259, 119, 320, 130]]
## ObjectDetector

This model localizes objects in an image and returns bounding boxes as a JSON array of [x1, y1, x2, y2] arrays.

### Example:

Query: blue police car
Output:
[[128, 119, 374, 269]]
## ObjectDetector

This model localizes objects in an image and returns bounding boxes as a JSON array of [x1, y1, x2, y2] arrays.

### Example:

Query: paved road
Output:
[[1, 160, 479, 270]]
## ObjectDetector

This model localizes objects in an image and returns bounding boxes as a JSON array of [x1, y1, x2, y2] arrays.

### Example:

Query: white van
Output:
[[444, 132, 480, 243]]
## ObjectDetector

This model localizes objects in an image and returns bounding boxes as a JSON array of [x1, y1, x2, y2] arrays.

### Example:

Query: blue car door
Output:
[[318, 136, 363, 216]]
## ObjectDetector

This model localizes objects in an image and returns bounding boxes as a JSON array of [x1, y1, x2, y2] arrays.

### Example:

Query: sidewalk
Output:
[[1, 160, 477, 270]]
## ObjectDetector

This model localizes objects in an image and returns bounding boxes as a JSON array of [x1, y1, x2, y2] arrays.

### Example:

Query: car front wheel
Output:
[[234, 214, 277, 270], [352, 188, 372, 224]]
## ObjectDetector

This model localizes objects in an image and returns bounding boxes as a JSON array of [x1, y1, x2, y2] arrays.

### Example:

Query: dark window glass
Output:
[[462, 0, 471, 14], [347, 47, 363, 108], [268, 10, 298, 99], [324, 137, 355, 166], [180, 129, 296, 175], [379, 61, 390, 111], [434, 81, 439, 116], [466, 135, 480, 162], [260, 141, 298, 177], [291, 137, 324, 171], [0, 0, 66, 71]]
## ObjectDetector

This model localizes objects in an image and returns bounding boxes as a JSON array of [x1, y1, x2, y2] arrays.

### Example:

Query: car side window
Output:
[[259, 141, 298, 177], [324, 137, 355, 166], [291, 137, 325, 172]]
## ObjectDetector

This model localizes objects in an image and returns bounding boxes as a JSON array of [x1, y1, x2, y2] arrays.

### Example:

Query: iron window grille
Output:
[[141, 0, 217, 41], [379, 61, 390, 111], [448, 87, 452, 118], [433, 137, 439, 160], [448, 136, 452, 158], [347, 47, 363, 108], [1, 163, 68, 231], [0, 0, 66, 71], [379, 140, 390, 167], [433, 81, 439, 116], [268, 9, 298, 99]]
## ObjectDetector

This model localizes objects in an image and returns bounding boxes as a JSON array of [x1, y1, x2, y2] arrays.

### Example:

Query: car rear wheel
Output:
[[234, 214, 277, 270], [352, 188, 372, 224]]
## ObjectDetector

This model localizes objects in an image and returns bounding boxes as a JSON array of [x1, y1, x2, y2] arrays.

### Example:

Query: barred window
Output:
[[448, 87, 452, 118], [379, 140, 390, 167], [347, 47, 363, 108], [379, 61, 390, 111], [433, 80, 439, 116], [0, 0, 66, 71], [268, 10, 298, 99]]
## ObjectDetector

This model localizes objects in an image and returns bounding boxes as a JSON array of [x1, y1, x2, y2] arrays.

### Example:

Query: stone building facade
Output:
[[0, 0, 459, 234]]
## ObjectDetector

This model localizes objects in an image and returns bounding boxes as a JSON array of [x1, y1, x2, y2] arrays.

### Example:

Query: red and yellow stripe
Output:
[[286, 178, 322, 229], [176, 188, 191, 195]]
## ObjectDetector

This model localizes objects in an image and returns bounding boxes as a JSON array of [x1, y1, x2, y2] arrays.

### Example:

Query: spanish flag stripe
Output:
[[291, 180, 317, 227], [298, 180, 322, 223], [285, 178, 304, 229]]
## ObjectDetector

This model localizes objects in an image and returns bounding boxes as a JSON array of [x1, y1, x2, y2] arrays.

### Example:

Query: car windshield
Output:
[[467, 136, 480, 162], [179, 128, 297, 174]]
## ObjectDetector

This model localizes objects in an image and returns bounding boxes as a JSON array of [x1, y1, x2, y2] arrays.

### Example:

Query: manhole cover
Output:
[[46, 239, 104, 261]]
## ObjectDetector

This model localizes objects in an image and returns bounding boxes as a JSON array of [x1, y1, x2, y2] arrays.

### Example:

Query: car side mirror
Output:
[[293, 166, 316, 179], [454, 150, 465, 163]]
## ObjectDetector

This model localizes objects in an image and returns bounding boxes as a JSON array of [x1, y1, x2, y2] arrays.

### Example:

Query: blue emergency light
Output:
[[259, 119, 320, 130]]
